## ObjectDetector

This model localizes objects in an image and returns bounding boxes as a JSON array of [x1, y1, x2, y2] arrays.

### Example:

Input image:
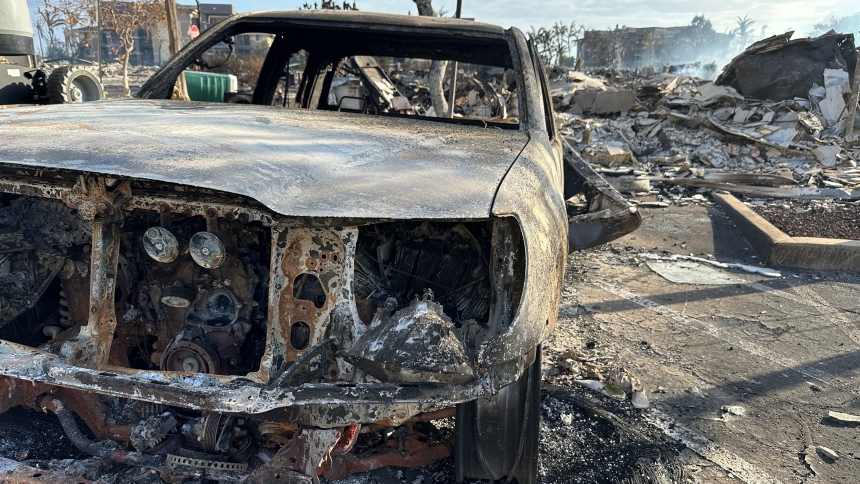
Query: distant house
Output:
[[69, 22, 165, 66], [176, 4, 272, 57], [70, 2, 270, 67]]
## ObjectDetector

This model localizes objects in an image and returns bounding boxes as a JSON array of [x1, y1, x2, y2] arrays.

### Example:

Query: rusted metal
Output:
[[54, 388, 131, 442], [371, 407, 457, 430], [323, 424, 453, 481], [252, 427, 342, 482], [403, 407, 456, 424], [0, 339, 487, 420], [330, 424, 360, 456], [39, 396, 249, 482], [346, 295, 476, 384], [58, 178, 130, 369], [0, 456, 94, 484], [257, 227, 358, 383], [0, 377, 50, 414]]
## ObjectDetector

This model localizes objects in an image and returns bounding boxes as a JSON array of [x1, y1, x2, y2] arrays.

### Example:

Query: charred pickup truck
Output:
[[0, 11, 639, 484]]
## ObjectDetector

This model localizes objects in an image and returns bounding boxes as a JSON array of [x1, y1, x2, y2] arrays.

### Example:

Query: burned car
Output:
[[0, 11, 639, 484]]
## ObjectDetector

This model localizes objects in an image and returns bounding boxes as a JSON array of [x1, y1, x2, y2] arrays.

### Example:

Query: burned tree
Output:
[[100, 0, 165, 96], [413, 0, 448, 116]]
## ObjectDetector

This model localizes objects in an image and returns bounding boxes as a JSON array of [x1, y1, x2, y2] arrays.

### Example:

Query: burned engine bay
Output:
[[0, 171, 527, 481]]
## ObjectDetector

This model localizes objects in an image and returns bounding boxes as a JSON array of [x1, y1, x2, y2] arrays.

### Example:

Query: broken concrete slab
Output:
[[584, 143, 632, 165], [819, 85, 846, 126], [591, 91, 637, 114], [646, 260, 743, 285], [764, 127, 798, 147], [607, 176, 651, 193], [827, 410, 860, 424], [824, 68, 851, 92], [573, 91, 599, 112], [697, 82, 743, 103], [813, 145, 842, 167]]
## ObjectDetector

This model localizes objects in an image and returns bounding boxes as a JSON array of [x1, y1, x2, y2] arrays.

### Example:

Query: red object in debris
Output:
[[189, 25, 200, 40]]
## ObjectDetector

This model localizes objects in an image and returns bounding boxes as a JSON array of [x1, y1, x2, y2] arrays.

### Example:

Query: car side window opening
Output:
[[324, 56, 519, 124], [172, 32, 274, 104]]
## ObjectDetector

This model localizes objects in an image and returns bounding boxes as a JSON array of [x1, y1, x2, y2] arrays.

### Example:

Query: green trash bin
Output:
[[183, 71, 237, 103]]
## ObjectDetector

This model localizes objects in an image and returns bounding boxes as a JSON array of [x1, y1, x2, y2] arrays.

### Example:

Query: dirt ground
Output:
[[753, 201, 860, 239], [4, 201, 860, 484]]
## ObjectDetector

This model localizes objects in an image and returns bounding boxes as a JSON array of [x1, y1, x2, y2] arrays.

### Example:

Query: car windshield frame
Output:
[[136, 12, 534, 131]]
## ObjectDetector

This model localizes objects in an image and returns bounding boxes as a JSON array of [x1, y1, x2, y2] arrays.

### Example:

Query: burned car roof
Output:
[[0, 100, 529, 219], [229, 10, 507, 37]]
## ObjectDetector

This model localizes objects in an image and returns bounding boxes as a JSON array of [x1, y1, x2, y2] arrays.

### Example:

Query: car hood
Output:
[[0, 100, 529, 219]]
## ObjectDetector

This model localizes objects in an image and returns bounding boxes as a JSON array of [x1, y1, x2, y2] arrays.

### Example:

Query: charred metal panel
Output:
[[0, 174, 276, 226], [0, 340, 488, 420], [346, 296, 476, 384], [0, 101, 528, 220], [258, 226, 356, 383], [563, 142, 641, 251], [485, 133, 567, 366], [58, 178, 130, 369]]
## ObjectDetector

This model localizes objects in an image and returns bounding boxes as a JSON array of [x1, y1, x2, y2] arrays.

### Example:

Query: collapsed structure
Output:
[[546, 31, 860, 212]]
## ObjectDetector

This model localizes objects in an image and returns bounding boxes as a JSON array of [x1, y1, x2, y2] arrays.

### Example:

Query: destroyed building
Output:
[[552, 30, 860, 221], [577, 25, 732, 72]]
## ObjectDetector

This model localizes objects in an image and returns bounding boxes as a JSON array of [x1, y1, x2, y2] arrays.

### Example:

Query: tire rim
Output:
[[70, 76, 101, 103]]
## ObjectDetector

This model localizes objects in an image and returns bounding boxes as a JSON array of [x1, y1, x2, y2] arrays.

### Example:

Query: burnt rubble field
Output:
[[7, 29, 860, 484], [550, 31, 860, 235]]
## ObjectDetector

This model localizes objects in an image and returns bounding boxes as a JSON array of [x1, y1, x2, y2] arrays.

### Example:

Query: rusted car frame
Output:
[[0, 11, 638, 484]]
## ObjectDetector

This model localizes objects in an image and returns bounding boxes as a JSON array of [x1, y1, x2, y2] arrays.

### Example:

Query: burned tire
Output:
[[455, 346, 541, 484], [46, 66, 104, 104], [224, 92, 253, 104]]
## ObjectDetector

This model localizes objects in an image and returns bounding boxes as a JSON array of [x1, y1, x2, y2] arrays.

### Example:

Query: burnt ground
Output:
[[752, 201, 860, 239], [5, 202, 860, 483]]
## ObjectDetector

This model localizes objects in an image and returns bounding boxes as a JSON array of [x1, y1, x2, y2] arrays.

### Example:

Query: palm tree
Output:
[[734, 15, 756, 49]]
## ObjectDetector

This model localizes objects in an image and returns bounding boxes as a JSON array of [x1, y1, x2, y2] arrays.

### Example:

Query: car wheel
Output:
[[224, 92, 253, 104], [455, 345, 541, 484], [47, 67, 104, 104]]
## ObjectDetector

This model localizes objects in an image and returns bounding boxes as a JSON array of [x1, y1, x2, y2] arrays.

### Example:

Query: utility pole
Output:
[[96, 0, 102, 82], [164, 0, 188, 99], [447, 0, 462, 118], [846, 42, 860, 142]]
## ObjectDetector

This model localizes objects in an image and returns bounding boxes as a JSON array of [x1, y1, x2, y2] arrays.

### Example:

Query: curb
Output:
[[712, 192, 860, 271]]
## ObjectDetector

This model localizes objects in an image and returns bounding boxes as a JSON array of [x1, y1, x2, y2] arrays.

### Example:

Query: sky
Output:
[[223, 0, 858, 37], [24, 0, 860, 42]]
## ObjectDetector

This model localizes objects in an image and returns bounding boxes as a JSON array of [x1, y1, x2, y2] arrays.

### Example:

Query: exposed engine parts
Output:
[[130, 412, 180, 454], [347, 293, 476, 384], [0, 181, 526, 482], [353, 221, 492, 326], [0, 197, 90, 326]]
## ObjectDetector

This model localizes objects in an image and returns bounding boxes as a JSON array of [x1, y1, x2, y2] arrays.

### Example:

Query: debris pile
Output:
[[549, 349, 650, 409], [389, 64, 520, 120], [551, 31, 860, 216]]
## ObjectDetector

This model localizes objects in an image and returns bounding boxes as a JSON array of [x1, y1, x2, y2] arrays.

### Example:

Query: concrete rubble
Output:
[[548, 33, 860, 222]]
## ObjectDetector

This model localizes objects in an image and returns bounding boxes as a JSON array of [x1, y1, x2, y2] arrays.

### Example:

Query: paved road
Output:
[[554, 202, 860, 483]]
